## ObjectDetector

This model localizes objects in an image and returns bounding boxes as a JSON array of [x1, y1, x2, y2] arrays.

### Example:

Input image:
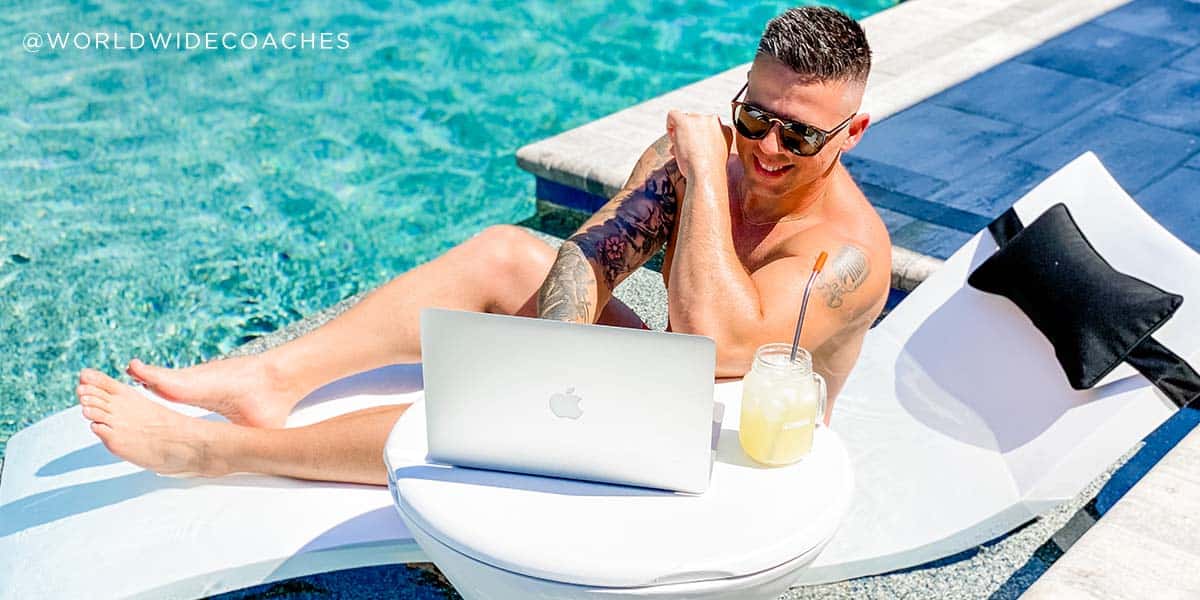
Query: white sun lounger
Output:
[[0, 366, 428, 599], [794, 152, 1200, 584], [1, 152, 1194, 598]]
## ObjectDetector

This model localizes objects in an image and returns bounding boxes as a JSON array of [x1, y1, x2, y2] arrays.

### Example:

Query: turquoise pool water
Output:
[[0, 0, 895, 456]]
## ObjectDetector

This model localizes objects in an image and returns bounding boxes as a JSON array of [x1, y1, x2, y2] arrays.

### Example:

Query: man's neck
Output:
[[740, 166, 837, 226]]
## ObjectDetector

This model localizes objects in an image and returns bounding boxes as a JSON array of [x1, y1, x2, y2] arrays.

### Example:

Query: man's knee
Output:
[[470, 225, 555, 281]]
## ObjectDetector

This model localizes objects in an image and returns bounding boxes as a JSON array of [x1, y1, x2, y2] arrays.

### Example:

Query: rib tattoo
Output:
[[819, 245, 870, 309]]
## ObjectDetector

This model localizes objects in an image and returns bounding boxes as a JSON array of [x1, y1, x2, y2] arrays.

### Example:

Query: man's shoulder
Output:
[[775, 188, 892, 320], [779, 184, 890, 272], [826, 163, 891, 264]]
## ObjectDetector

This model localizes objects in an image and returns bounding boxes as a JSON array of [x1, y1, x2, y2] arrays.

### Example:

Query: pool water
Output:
[[0, 0, 896, 456]]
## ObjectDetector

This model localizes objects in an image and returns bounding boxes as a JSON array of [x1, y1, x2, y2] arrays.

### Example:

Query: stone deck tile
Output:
[[848, 103, 1040, 183], [928, 61, 1121, 131], [1094, 0, 1200, 45], [1135, 167, 1200, 249], [1172, 45, 1200, 73], [1010, 109, 1200, 193], [926, 158, 1052, 219], [1016, 22, 1188, 86], [1109, 68, 1200, 136]]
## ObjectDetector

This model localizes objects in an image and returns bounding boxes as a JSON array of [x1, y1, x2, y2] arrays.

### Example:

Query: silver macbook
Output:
[[420, 308, 716, 493]]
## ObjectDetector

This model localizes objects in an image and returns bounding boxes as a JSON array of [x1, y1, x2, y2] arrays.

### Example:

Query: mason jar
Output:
[[739, 343, 827, 466]]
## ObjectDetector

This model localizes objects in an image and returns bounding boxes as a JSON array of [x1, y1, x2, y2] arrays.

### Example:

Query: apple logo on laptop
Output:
[[549, 387, 583, 420]]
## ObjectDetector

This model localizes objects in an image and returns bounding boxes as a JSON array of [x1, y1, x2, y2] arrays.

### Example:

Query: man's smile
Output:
[[753, 154, 794, 178]]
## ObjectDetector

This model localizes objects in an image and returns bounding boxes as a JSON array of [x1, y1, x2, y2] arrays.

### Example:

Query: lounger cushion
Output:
[[968, 203, 1183, 390]]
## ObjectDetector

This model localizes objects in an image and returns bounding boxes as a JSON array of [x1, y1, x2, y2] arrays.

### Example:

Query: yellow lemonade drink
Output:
[[739, 344, 826, 466]]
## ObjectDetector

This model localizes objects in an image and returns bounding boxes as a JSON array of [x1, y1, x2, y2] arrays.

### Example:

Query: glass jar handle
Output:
[[813, 371, 827, 426]]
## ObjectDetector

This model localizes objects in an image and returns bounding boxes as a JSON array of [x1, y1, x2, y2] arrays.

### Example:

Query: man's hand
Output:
[[665, 111, 733, 182]]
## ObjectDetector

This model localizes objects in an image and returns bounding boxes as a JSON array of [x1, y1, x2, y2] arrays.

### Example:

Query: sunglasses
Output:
[[730, 82, 855, 157]]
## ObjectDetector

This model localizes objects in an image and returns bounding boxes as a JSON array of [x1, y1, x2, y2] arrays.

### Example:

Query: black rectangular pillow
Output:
[[968, 203, 1183, 391]]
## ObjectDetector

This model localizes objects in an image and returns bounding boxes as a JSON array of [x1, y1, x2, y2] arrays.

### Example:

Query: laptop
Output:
[[420, 308, 716, 493]]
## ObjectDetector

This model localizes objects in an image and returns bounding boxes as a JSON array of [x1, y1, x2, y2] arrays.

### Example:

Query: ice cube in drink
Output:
[[739, 344, 825, 466]]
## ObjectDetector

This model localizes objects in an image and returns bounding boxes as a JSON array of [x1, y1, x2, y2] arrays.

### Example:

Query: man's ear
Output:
[[840, 113, 871, 152]]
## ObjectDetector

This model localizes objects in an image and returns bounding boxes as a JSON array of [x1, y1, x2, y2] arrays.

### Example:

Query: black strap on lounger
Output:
[[1125, 336, 1200, 408], [987, 207, 1025, 247], [985, 208, 1200, 409]]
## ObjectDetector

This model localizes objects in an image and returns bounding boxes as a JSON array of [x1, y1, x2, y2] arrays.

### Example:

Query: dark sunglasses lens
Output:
[[781, 125, 824, 156], [734, 105, 771, 139]]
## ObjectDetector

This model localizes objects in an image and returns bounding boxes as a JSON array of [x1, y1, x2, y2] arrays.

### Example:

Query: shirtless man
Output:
[[74, 6, 891, 486]]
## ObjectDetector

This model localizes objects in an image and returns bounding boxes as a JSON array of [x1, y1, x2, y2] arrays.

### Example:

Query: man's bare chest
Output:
[[660, 213, 788, 288]]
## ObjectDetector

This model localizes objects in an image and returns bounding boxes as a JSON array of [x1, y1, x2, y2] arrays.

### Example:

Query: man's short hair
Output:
[[757, 6, 871, 84]]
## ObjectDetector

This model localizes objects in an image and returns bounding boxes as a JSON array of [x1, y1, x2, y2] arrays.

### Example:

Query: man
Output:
[[75, 6, 891, 485]]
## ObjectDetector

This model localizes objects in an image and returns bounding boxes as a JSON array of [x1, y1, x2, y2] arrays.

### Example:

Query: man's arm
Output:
[[674, 231, 884, 377], [536, 136, 683, 323], [663, 111, 886, 376]]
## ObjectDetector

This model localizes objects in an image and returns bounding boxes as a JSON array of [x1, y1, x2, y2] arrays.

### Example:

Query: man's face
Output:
[[734, 55, 869, 200]]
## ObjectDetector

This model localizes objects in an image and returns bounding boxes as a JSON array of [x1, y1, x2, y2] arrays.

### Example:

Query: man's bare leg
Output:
[[122, 226, 573, 428], [79, 368, 404, 484], [79, 226, 648, 484]]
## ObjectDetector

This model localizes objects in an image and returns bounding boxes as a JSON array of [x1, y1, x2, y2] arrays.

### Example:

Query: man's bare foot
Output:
[[77, 369, 231, 477], [125, 355, 299, 428]]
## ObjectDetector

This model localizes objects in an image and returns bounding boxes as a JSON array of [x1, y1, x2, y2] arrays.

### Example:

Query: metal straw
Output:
[[790, 251, 828, 363]]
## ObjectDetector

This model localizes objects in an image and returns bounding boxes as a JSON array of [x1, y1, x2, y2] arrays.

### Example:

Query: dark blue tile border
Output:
[[861, 182, 990, 233], [843, 154, 949, 199], [1094, 405, 1200, 513], [535, 176, 608, 213], [874, 288, 910, 326]]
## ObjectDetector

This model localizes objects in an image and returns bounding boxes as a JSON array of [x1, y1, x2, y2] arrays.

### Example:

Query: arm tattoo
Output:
[[537, 242, 597, 322], [572, 162, 680, 289], [818, 245, 870, 309], [536, 135, 682, 321]]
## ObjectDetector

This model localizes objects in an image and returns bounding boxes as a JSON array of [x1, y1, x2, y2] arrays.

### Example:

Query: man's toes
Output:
[[79, 391, 111, 409], [76, 384, 112, 403], [81, 403, 112, 424], [80, 368, 124, 394], [79, 368, 101, 385], [126, 359, 161, 384], [90, 421, 116, 446]]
